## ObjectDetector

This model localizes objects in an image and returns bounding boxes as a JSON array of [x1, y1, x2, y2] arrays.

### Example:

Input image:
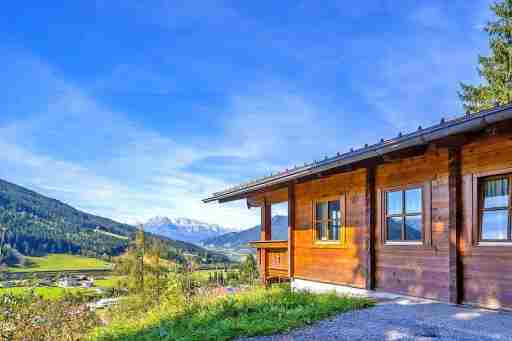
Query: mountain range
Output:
[[0, 178, 228, 264], [201, 215, 288, 251], [143, 216, 234, 244]]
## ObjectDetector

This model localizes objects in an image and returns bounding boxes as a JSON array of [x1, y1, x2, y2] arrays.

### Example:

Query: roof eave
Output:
[[203, 104, 512, 204]]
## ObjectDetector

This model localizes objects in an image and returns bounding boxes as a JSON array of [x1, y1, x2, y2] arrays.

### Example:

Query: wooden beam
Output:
[[366, 166, 376, 290], [381, 145, 428, 163], [287, 183, 295, 279], [448, 147, 463, 304], [260, 199, 272, 284]]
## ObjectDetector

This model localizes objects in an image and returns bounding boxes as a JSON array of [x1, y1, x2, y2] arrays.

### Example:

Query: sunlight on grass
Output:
[[7, 254, 112, 272], [89, 285, 375, 341]]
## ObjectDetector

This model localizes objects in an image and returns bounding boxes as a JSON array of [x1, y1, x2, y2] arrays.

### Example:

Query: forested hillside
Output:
[[0, 179, 228, 263]]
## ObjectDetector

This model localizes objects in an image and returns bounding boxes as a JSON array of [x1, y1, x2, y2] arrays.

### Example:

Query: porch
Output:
[[246, 185, 294, 284]]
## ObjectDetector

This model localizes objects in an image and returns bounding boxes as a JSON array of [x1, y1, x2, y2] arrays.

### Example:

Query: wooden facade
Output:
[[207, 108, 512, 310]]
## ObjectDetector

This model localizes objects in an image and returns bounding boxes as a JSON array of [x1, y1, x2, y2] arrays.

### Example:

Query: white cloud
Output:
[[0, 50, 262, 229]]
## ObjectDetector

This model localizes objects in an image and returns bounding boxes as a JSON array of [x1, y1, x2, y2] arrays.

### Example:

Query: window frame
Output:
[[477, 174, 512, 243], [312, 195, 347, 247], [380, 182, 431, 247]]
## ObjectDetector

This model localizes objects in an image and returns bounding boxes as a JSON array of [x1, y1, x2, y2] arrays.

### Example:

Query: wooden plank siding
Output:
[[374, 147, 450, 301], [248, 126, 512, 309], [460, 133, 512, 309], [292, 168, 368, 288]]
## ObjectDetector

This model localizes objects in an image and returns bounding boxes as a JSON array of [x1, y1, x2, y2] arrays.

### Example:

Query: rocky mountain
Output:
[[0, 178, 228, 263], [201, 215, 288, 251], [143, 216, 234, 244]]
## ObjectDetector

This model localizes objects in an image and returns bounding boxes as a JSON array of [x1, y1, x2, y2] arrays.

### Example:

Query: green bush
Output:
[[0, 291, 99, 340]]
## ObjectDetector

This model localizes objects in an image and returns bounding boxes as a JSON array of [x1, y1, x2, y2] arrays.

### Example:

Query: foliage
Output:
[[1, 245, 24, 267], [0, 287, 104, 301], [239, 254, 258, 285], [0, 291, 99, 340], [89, 284, 375, 341], [460, 0, 512, 112], [113, 229, 173, 300]]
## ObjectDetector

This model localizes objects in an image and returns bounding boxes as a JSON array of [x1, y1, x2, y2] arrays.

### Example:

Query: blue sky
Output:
[[0, 1, 492, 229]]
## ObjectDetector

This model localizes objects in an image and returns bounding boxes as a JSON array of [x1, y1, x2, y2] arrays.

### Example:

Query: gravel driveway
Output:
[[238, 297, 512, 341]]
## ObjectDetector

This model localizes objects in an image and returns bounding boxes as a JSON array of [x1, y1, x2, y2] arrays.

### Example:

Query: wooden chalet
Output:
[[204, 104, 512, 310]]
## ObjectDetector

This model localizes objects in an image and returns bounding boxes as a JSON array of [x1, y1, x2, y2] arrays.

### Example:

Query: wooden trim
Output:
[[448, 146, 462, 304], [379, 182, 432, 248], [311, 194, 347, 247], [366, 166, 376, 290], [472, 169, 512, 246], [249, 240, 288, 249], [473, 167, 512, 178], [288, 183, 295, 278], [260, 199, 272, 284]]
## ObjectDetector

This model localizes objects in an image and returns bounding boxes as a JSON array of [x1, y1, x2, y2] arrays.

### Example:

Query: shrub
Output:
[[0, 291, 99, 340]]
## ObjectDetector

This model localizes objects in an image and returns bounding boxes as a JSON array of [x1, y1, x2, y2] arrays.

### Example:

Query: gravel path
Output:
[[238, 297, 512, 341]]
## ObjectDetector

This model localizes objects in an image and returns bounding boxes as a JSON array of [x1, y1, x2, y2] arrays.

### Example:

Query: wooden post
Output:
[[366, 166, 376, 290], [448, 147, 462, 304], [260, 199, 272, 284], [288, 183, 295, 279]]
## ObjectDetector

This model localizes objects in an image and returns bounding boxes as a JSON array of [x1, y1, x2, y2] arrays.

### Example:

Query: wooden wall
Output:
[[292, 168, 368, 288], [374, 148, 451, 301], [252, 128, 512, 309], [461, 133, 512, 309]]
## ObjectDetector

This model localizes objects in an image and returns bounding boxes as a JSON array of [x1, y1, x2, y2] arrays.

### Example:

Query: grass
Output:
[[89, 285, 375, 341], [95, 276, 126, 289], [7, 254, 112, 272], [0, 275, 125, 300], [0, 286, 97, 300]]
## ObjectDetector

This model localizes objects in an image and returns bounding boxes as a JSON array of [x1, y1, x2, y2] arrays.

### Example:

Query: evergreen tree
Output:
[[460, 0, 512, 112], [240, 254, 258, 285], [0, 223, 7, 266], [134, 224, 145, 292]]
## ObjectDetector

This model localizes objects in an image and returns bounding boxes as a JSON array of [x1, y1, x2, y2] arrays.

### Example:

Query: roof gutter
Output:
[[203, 104, 512, 203]]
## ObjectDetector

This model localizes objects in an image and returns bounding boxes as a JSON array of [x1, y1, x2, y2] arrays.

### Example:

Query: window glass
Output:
[[386, 187, 423, 243], [405, 215, 422, 241], [315, 199, 342, 242], [405, 188, 422, 214], [387, 191, 402, 215], [483, 178, 509, 209], [328, 221, 340, 240], [316, 222, 327, 241], [387, 217, 402, 241], [316, 202, 327, 221], [328, 200, 340, 224], [481, 210, 508, 240]]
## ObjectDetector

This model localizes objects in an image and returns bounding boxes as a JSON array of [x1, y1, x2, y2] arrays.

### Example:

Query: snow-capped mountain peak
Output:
[[143, 216, 235, 244]]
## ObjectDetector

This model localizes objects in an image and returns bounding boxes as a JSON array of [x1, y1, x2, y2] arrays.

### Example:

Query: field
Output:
[[7, 254, 112, 272], [0, 275, 125, 300]]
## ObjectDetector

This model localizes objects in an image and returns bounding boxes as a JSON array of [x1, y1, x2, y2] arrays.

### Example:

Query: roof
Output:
[[203, 103, 512, 203]]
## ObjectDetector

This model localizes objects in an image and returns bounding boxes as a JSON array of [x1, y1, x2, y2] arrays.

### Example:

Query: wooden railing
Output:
[[249, 240, 289, 283]]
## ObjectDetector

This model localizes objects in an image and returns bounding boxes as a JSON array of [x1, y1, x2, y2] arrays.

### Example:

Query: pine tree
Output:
[[134, 224, 145, 293], [0, 224, 7, 265], [460, 0, 512, 112]]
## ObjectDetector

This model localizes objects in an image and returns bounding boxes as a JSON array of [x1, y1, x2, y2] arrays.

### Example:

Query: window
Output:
[[314, 198, 344, 242], [385, 187, 423, 242], [479, 175, 511, 242]]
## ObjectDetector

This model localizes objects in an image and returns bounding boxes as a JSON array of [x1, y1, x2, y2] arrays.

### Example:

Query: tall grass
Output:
[[90, 284, 374, 341]]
